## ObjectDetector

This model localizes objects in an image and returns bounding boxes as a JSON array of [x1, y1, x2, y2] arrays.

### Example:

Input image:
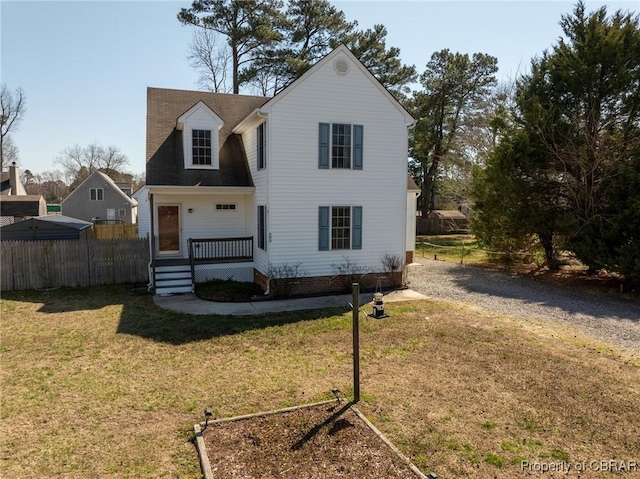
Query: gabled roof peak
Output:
[[257, 44, 414, 124], [177, 101, 224, 130]]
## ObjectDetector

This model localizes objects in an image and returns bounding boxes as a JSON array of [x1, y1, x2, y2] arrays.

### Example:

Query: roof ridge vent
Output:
[[334, 58, 350, 75]]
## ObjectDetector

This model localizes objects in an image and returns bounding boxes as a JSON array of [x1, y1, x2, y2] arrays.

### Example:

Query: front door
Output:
[[157, 205, 180, 254]]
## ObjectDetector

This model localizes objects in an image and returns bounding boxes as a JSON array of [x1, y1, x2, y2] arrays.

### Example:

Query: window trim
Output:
[[331, 205, 351, 250], [90, 188, 104, 201], [319, 123, 363, 170], [331, 124, 352, 169], [215, 204, 236, 211], [319, 205, 362, 251], [191, 129, 212, 166]]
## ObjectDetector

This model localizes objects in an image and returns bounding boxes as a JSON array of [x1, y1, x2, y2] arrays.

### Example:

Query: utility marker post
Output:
[[352, 282, 360, 403]]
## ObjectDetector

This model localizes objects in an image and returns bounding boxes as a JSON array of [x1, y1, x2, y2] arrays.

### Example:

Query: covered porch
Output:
[[147, 186, 256, 294], [151, 237, 255, 295]]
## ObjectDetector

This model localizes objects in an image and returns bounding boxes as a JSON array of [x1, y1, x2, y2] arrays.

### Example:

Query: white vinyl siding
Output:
[[150, 193, 250, 258], [259, 51, 408, 277], [179, 102, 222, 170], [133, 187, 150, 238]]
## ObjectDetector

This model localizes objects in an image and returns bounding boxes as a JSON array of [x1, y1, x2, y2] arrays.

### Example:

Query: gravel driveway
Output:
[[407, 258, 640, 354]]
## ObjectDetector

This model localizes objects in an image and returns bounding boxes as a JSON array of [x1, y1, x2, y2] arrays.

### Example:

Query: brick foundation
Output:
[[254, 269, 398, 297], [405, 251, 414, 264]]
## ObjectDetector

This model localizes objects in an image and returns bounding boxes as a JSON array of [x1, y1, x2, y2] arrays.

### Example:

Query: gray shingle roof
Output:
[[29, 215, 93, 230], [407, 175, 420, 191], [146, 87, 269, 187]]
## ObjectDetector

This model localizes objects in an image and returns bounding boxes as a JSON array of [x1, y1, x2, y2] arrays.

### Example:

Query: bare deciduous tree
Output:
[[55, 142, 129, 188], [188, 28, 232, 92], [1, 84, 26, 170], [178, 0, 284, 94], [2, 135, 20, 167]]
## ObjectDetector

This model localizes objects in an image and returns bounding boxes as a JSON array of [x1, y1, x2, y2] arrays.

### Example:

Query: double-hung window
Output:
[[319, 123, 363, 170], [318, 206, 363, 251], [192, 129, 212, 165], [257, 122, 266, 170], [90, 188, 104, 201], [257, 205, 267, 251]]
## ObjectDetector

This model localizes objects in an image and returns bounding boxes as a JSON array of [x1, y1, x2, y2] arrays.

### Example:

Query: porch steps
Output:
[[153, 265, 193, 295]]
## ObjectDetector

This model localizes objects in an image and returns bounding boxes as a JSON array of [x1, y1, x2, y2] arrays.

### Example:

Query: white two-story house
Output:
[[138, 45, 418, 295]]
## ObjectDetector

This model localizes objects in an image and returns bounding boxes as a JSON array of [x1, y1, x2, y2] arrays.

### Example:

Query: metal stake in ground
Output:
[[352, 282, 360, 403]]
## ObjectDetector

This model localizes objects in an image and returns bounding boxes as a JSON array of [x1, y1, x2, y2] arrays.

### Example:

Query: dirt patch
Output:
[[200, 402, 426, 479]]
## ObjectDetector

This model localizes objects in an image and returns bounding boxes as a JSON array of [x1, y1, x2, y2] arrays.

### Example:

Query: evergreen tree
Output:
[[471, 1, 640, 280], [181, 1, 416, 97], [410, 49, 498, 215], [337, 24, 417, 100], [178, 0, 284, 94]]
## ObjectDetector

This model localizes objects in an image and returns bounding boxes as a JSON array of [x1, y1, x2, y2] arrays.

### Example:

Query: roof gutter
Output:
[[232, 108, 267, 134], [145, 185, 255, 195]]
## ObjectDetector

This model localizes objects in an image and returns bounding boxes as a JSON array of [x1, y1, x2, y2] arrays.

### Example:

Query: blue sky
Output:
[[2, 0, 637, 177]]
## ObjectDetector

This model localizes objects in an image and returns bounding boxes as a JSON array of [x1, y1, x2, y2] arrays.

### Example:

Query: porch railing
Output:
[[188, 237, 253, 264]]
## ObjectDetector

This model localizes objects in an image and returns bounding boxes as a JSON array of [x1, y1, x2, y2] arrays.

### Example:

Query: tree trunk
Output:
[[538, 232, 559, 269], [421, 160, 439, 217], [232, 45, 239, 94]]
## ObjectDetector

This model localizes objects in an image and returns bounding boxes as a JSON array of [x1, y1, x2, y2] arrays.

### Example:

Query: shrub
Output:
[[267, 262, 307, 298], [381, 254, 405, 288], [331, 256, 367, 293]]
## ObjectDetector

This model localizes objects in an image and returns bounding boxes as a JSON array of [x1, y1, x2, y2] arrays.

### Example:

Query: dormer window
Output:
[[177, 101, 223, 170], [192, 129, 212, 165]]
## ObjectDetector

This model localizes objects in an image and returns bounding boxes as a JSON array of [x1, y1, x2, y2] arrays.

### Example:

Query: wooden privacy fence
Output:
[[1, 239, 150, 291], [93, 223, 139, 239]]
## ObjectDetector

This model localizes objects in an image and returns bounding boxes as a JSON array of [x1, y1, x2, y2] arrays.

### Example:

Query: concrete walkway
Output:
[[154, 289, 427, 316]]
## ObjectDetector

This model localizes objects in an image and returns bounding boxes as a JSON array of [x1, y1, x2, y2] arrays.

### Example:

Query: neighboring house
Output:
[[0, 215, 93, 241], [61, 171, 138, 224], [417, 210, 469, 235], [0, 163, 47, 226], [139, 45, 416, 295]]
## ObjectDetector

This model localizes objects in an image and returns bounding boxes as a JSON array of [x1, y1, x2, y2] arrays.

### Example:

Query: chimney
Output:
[[8, 162, 27, 196]]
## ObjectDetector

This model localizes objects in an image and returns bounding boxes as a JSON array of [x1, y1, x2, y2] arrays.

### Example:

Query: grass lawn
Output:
[[1, 284, 639, 478], [416, 234, 493, 265]]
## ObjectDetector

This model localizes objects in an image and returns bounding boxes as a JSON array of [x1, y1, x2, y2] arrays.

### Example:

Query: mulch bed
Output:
[[199, 401, 426, 479]]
